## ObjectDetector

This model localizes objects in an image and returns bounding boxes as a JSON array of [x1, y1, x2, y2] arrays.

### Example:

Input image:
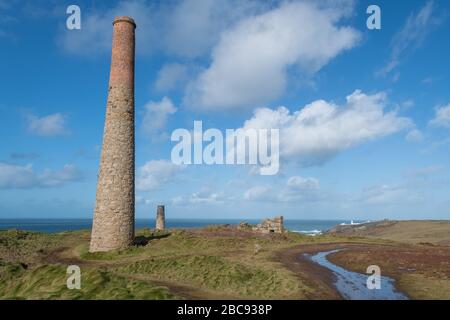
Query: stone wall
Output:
[[253, 216, 284, 234], [238, 216, 285, 234], [90, 17, 136, 252]]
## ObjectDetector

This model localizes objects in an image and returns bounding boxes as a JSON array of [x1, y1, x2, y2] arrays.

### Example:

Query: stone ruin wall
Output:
[[238, 216, 285, 234]]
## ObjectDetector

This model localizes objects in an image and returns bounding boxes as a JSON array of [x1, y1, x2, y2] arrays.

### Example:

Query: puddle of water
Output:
[[306, 249, 408, 300]]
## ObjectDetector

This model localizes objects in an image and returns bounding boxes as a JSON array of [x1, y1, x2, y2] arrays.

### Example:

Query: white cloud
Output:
[[0, 0, 18, 38], [135, 195, 153, 206], [59, 0, 158, 55], [172, 187, 227, 206], [359, 184, 408, 205], [171, 196, 186, 206], [401, 100, 415, 109], [378, 1, 440, 77], [406, 129, 424, 142], [420, 136, 450, 154], [58, 0, 266, 57], [27, 113, 68, 136], [163, 0, 223, 57], [39, 164, 83, 187], [163, 0, 265, 58], [0, 163, 82, 189], [190, 188, 226, 204], [244, 175, 321, 203], [0, 163, 37, 189], [422, 76, 437, 85], [136, 160, 182, 191], [358, 183, 423, 205], [154, 63, 189, 92], [240, 90, 412, 166], [184, 1, 360, 110], [406, 165, 443, 178], [141, 97, 177, 139], [357, 165, 446, 206], [244, 185, 272, 201], [278, 176, 321, 202], [429, 104, 450, 128]]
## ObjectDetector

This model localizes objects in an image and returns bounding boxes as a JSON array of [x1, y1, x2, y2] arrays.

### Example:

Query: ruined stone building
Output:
[[253, 216, 284, 233], [238, 216, 285, 234], [90, 17, 136, 252]]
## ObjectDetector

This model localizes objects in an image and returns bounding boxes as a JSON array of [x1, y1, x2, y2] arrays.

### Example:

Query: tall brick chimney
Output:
[[90, 17, 136, 252]]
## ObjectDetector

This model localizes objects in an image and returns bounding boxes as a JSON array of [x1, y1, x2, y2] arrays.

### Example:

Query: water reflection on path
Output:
[[306, 249, 408, 300]]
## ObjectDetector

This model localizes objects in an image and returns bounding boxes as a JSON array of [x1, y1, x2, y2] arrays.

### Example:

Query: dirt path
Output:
[[275, 243, 351, 299], [275, 241, 450, 300], [275, 242, 414, 300]]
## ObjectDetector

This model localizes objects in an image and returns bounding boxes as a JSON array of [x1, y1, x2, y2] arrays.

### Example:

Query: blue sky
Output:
[[1, 0, 450, 220]]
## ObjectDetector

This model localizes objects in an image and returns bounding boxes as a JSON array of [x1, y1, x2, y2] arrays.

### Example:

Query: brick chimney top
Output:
[[113, 16, 136, 28]]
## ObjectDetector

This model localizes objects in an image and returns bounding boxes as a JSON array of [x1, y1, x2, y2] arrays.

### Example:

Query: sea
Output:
[[0, 219, 363, 235]]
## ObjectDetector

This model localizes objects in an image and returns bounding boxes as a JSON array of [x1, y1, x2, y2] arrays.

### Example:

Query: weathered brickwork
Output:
[[253, 216, 284, 234], [237, 216, 285, 234], [90, 17, 136, 252], [156, 205, 165, 230]]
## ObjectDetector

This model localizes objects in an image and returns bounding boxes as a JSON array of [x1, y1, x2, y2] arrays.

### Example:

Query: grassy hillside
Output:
[[0, 223, 449, 300], [0, 227, 333, 299], [327, 220, 450, 245]]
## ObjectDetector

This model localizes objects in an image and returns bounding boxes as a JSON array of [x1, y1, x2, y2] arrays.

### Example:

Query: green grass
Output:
[[0, 229, 177, 299], [398, 274, 450, 300], [0, 263, 177, 300], [0, 229, 62, 263], [79, 229, 171, 261], [0, 228, 315, 299], [77, 229, 311, 298], [0, 228, 390, 299], [116, 254, 302, 299], [1, 226, 448, 300], [0, 260, 27, 282]]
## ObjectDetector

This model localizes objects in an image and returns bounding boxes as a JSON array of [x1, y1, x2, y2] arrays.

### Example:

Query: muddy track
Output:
[[275, 243, 346, 299], [275, 242, 396, 300], [274, 242, 433, 300], [43, 247, 95, 266]]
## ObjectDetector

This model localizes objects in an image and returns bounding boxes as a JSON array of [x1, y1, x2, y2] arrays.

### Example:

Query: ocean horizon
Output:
[[0, 218, 362, 235]]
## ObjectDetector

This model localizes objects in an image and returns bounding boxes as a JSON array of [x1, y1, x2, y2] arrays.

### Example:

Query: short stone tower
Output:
[[90, 16, 136, 252], [156, 205, 165, 231]]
